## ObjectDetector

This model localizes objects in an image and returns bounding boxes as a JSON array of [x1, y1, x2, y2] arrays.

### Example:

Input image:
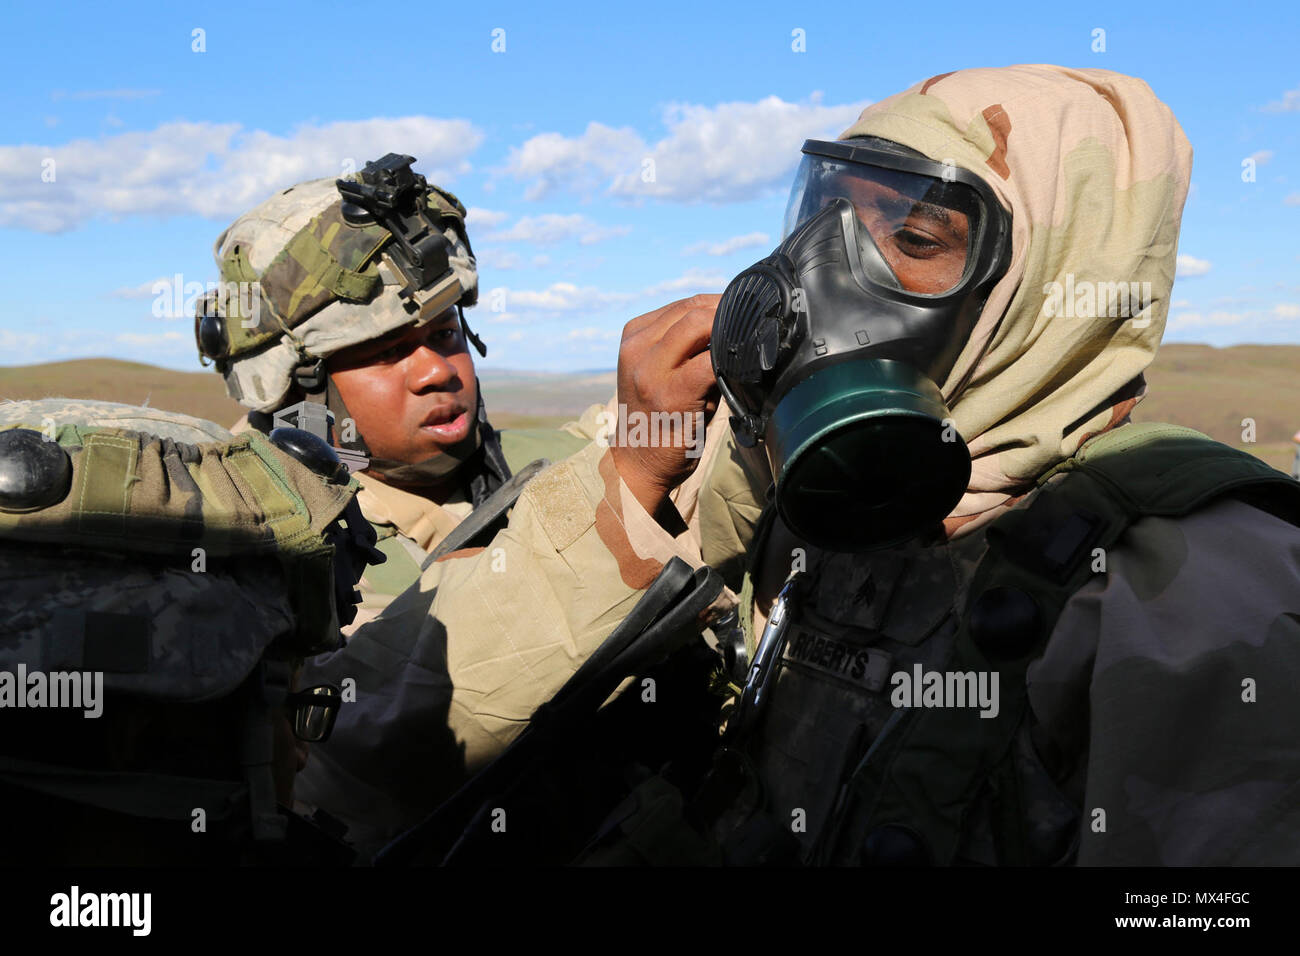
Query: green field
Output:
[[1, 347, 1295, 472]]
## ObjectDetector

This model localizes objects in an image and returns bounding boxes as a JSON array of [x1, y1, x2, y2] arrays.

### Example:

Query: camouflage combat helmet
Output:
[[195, 153, 486, 414], [0, 399, 380, 861]]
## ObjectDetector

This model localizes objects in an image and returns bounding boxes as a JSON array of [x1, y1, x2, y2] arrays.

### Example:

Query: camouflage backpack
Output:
[[0, 399, 380, 863]]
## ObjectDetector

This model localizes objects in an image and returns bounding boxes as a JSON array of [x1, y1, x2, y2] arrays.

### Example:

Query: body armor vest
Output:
[[715, 422, 1300, 866]]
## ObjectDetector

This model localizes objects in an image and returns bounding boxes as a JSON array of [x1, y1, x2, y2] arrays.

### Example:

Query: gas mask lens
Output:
[[783, 154, 985, 296]]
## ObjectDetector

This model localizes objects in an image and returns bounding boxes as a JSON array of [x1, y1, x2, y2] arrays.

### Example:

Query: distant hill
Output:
[[0, 359, 247, 428], [1131, 344, 1297, 473], [476, 367, 615, 421], [1, 347, 1295, 471], [0, 359, 610, 433]]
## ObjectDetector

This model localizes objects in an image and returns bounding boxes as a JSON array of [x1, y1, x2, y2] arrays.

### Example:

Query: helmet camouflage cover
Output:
[[196, 154, 480, 413]]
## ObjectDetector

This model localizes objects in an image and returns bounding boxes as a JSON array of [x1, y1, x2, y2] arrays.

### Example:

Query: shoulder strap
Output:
[[830, 422, 1300, 865], [422, 458, 552, 567], [1040, 421, 1300, 526]]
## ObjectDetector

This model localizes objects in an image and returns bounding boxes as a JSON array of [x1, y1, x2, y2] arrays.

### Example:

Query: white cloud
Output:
[[0, 116, 484, 233], [0, 330, 43, 350], [466, 207, 509, 228], [503, 124, 645, 202], [501, 93, 872, 204], [1175, 255, 1212, 277], [1285, 193, 1300, 207], [1170, 299, 1192, 309], [108, 278, 170, 299], [1249, 150, 1274, 166], [495, 282, 636, 314], [1167, 311, 1250, 329], [682, 231, 770, 256], [486, 213, 629, 245], [1170, 304, 1300, 330], [476, 248, 521, 270], [481, 267, 729, 327], [578, 224, 632, 245], [642, 267, 729, 298], [1262, 87, 1300, 113], [567, 326, 618, 341], [532, 254, 551, 268]]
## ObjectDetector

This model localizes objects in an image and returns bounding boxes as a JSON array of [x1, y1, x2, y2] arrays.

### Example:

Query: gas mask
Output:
[[712, 137, 1011, 551]]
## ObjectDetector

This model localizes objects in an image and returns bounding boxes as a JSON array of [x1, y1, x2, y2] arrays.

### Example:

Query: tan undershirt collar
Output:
[[353, 470, 474, 551]]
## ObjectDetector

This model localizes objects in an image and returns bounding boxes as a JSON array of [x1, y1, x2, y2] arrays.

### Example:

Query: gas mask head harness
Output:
[[712, 136, 1012, 551]]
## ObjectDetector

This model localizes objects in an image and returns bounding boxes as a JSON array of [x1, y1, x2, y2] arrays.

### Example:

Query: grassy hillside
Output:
[[1132, 345, 1297, 473], [0, 359, 248, 428], [2, 346, 1296, 471]]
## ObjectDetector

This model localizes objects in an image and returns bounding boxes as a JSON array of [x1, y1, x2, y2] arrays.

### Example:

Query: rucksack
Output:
[[0, 399, 372, 862]]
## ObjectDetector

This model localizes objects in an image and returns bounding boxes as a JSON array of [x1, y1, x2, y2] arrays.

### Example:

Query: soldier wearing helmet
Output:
[[195, 154, 590, 634]]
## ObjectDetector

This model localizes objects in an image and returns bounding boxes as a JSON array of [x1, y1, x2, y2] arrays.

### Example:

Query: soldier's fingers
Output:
[[656, 306, 715, 370], [621, 298, 692, 340], [623, 293, 721, 344], [675, 349, 719, 401]]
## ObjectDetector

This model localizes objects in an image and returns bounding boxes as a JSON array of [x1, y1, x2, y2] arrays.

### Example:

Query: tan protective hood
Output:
[[839, 65, 1193, 537]]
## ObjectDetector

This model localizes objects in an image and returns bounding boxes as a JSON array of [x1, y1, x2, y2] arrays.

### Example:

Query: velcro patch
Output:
[[524, 460, 593, 551]]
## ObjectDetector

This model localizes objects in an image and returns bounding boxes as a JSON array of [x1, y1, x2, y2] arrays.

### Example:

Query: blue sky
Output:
[[1, 0, 1297, 374]]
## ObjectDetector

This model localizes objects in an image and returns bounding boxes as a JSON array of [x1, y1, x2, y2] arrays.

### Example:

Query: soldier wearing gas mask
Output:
[[549, 65, 1300, 866]]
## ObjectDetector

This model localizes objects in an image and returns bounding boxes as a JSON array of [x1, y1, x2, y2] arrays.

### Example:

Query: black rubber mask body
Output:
[[712, 139, 1011, 551]]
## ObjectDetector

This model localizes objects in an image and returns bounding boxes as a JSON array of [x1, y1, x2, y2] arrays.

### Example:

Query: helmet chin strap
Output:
[[309, 369, 482, 486], [364, 415, 482, 485], [332, 376, 512, 503], [323, 373, 369, 457]]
